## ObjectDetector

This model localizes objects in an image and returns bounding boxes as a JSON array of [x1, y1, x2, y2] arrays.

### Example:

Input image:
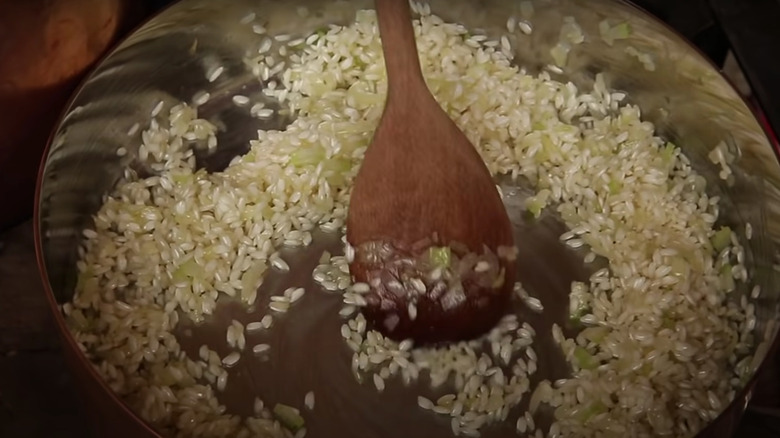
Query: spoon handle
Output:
[[375, 0, 425, 94]]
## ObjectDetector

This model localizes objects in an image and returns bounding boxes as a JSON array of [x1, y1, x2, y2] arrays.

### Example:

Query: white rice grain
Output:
[[207, 66, 225, 83], [246, 322, 264, 333], [417, 396, 434, 410], [373, 374, 386, 392], [222, 352, 240, 367], [252, 343, 271, 355], [232, 95, 250, 106], [270, 253, 290, 272], [151, 100, 164, 117], [269, 301, 290, 313], [518, 20, 533, 35]]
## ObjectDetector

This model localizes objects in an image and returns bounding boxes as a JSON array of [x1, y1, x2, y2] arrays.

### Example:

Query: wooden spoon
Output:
[[345, 0, 517, 344]]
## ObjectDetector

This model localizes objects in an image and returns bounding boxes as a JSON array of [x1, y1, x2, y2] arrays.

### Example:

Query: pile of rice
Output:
[[64, 3, 757, 438]]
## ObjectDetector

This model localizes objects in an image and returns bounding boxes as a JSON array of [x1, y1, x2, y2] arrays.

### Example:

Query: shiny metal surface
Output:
[[35, 0, 780, 437]]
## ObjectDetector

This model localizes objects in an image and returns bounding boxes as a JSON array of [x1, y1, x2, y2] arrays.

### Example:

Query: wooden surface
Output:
[[0, 218, 778, 436], [0, 220, 95, 438]]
